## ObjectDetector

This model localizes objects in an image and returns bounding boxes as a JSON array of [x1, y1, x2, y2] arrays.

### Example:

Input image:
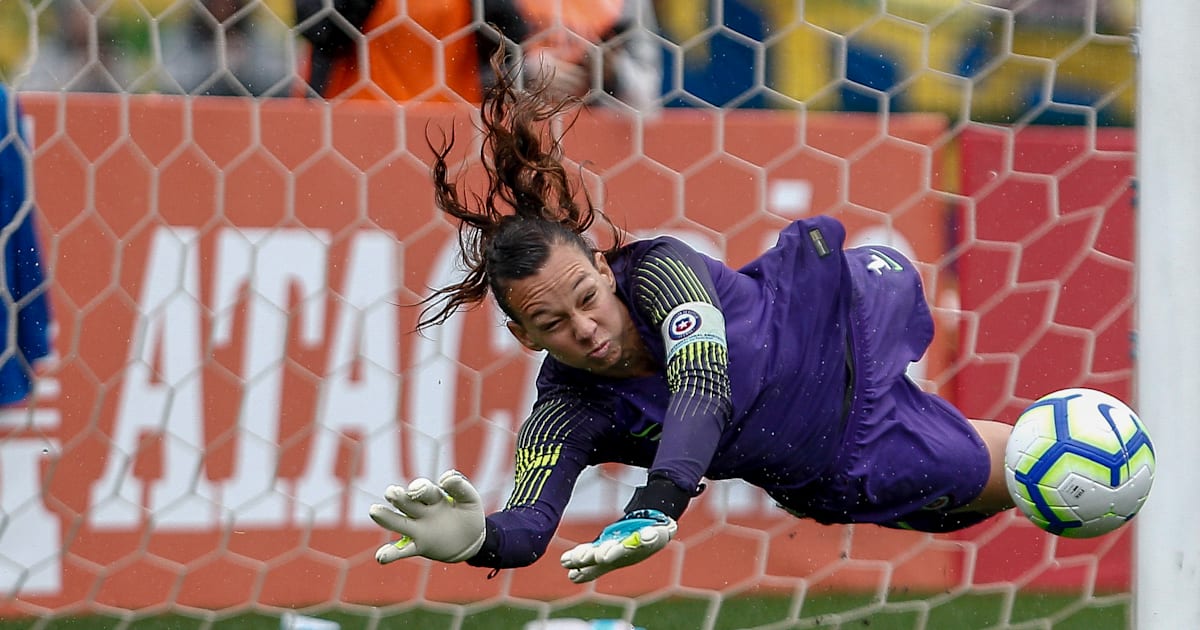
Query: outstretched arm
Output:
[[370, 392, 607, 570], [626, 239, 732, 517], [467, 392, 604, 569], [562, 239, 732, 583]]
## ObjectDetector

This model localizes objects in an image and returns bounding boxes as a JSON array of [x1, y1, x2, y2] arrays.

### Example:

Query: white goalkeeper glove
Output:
[[559, 509, 678, 584], [369, 470, 486, 564]]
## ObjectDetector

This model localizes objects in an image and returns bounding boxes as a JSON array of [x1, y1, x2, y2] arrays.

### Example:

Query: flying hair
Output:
[[417, 49, 624, 332]]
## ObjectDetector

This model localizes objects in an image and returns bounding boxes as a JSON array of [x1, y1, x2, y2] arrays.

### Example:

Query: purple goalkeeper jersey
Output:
[[592, 217, 853, 491], [471, 216, 890, 568]]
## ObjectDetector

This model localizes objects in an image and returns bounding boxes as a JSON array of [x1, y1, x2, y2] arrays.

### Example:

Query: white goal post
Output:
[[1135, 2, 1200, 628]]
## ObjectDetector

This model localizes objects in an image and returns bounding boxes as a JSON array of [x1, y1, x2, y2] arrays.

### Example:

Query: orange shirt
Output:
[[321, 0, 481, 102]]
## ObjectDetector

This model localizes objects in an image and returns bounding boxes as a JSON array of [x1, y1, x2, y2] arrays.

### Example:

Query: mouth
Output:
[[587, 341, 610, 359]]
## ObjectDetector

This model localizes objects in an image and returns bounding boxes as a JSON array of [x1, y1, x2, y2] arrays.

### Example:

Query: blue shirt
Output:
[[0, 87, 53, 405]]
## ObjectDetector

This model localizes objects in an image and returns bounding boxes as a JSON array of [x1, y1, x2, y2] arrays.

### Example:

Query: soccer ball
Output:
[[1003, 388, 1155, 538]]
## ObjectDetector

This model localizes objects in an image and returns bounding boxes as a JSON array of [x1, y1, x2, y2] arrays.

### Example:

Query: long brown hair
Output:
[[416, 52, 624, 331]]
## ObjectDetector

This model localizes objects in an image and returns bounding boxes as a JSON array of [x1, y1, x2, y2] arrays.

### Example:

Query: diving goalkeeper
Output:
[[368, 58, 1015, 584]]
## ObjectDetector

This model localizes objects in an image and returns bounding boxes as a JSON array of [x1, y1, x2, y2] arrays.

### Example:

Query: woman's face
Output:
[[504, 243, 646, 377]]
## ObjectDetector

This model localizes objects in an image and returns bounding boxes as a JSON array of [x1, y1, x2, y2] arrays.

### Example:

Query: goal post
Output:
[[1134, 2, 1200, 628]]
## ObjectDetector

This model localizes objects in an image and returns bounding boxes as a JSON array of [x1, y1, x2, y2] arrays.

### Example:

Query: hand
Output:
[[369, 470, 486, 564], [559, 509, 677, 583], [524, 48, 590, 99]]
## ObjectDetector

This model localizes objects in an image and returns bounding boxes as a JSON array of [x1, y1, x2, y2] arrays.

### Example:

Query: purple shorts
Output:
[[771, 246, 991, 532]]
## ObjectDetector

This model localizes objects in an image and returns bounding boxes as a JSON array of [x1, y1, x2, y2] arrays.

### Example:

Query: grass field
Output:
[[0, 593, 1130, 629]]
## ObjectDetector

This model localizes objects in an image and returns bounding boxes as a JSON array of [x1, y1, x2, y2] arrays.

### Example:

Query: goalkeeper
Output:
[[368, 60, 1015, 584]]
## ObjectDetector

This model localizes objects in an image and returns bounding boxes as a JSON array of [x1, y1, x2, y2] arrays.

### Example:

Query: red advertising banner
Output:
[[0, 92, 1134, 615], [955, 125, 1136, 420], [954, 125, 1136, 590]]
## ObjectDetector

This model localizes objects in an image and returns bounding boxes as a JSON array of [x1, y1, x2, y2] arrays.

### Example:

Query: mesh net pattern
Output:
[[0, 1, 1137, 628]]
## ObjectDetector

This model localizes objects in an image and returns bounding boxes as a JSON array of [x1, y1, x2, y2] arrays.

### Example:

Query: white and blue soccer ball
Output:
[[1003, 387, 1155, 538]]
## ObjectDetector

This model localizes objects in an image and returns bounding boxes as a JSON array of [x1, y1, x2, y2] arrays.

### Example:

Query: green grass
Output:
[[0, 593, 1129, 629]]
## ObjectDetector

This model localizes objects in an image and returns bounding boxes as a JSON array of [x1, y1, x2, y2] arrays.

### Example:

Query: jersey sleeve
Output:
[[626, 239, 732, 517], [467, 390, 610, 569]]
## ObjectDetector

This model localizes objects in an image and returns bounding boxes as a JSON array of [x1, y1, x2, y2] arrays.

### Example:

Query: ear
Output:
[[506, 320, 543, 351], [594, 252, 616, 290]]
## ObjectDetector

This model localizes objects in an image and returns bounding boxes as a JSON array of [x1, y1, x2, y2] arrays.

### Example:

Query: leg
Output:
[[814, 376, 1009, 532], [956, 419, 1015, 514]]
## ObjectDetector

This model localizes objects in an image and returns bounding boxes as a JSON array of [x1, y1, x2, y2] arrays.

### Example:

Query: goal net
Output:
[[0, 1, 1139, 628]]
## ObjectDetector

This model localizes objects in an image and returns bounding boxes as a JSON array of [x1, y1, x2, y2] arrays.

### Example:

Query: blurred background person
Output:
[[293, 0, 660, 112], [655, 0, 769, 109], [294, 0, 482, 102], [159, 0, 293, 97], [18, 1, 127, 92], [15, 0, 292, 97], [0, 84, 54, 405], [480, 0, 661, 112]]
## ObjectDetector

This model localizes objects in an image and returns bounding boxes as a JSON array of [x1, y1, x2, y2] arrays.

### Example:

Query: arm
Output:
[[560, 239, 731, 583], [625, 239, 731, 518], [469, 391, 608, 569], [371, 391, 607, 570]]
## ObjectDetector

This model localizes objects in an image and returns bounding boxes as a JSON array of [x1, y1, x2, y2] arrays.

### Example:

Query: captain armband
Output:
[[659, 301, 727, 362]]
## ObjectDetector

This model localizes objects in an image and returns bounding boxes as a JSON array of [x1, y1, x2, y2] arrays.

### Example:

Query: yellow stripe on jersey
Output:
[[505, 394, 584, 509], [633, 250, 715, 325], [666, 343, 732, 423], [631, 242, 731, 413], [509, 455, 557, 507], [666, 341, 730, 397], [628, 242, 729, 427]]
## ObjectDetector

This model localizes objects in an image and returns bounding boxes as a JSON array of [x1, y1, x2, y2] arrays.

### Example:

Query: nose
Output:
[[571, 313, 597, 343]]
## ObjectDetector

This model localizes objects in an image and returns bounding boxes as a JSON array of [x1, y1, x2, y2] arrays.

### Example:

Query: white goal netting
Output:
[[0, 1, 1138, 628]]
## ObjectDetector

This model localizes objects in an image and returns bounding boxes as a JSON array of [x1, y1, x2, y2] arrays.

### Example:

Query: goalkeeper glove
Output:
[[369, 470, 486, 564], [559, 509, 678, 584]]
